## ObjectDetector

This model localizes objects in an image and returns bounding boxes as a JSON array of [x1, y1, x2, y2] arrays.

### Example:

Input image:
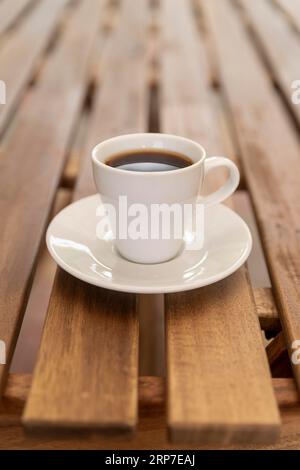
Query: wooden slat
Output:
[[1, 375, 300, 449], [234, 191, 271, 288], [0, 0, 32, 36], [239, 0, 300, 125], [254, 287, 281, 332], [24, 276, 138, 430], [210, 92, 240, 177], [0, 0, 68, 136], [166, 283, 281, 445], [276, 0, 300, 31], [0, 0, 104, 394], [23, 0, 149, 431], [10, 188, 71, 373], [267, 332, 293, 378], [161, 0, 280, 445], [202, 0, 300, 392], [274, 378, 299, 408], [234, 192, 281, 334]]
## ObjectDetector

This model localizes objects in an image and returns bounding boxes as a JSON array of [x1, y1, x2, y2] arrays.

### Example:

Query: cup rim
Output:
[[91, 133, 206, 177]]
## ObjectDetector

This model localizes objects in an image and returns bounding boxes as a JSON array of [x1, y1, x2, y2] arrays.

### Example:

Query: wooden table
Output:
[[1, 0, 300, 449]]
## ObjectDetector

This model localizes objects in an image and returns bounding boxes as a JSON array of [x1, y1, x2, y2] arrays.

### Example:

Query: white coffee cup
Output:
[[92, 133, 239, 264]]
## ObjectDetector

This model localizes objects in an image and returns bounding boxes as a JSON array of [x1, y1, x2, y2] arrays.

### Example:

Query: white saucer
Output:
[[46, 194, 252, 294]]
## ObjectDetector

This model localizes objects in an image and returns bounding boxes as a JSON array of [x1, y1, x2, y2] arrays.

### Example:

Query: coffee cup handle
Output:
[[201, 156, 240, 206]]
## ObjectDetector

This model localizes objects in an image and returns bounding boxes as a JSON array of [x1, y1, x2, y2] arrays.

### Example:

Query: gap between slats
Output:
[[0, 0, 289, 444], [0, 0, 70, 137]]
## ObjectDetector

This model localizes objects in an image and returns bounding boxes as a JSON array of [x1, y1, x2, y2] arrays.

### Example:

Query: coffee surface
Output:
[[105, 149, 193, 172]]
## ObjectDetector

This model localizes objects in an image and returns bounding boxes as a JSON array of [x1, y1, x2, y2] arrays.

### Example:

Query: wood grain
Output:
[[23, 0, 149, 431], [0, 0, 105, 395], [0, 0, 68, 135], [161, 0, 280, 445], [239, 0, 300, 126], [0, 375, 299, 449], [202, 0, 300, 396], [0, 0, 33, 36], [166, 278, 281, 445], [202, 0, 300, 395]]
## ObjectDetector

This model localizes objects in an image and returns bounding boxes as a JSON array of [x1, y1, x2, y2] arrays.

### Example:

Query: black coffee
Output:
[[105, 149, 193, 172]]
